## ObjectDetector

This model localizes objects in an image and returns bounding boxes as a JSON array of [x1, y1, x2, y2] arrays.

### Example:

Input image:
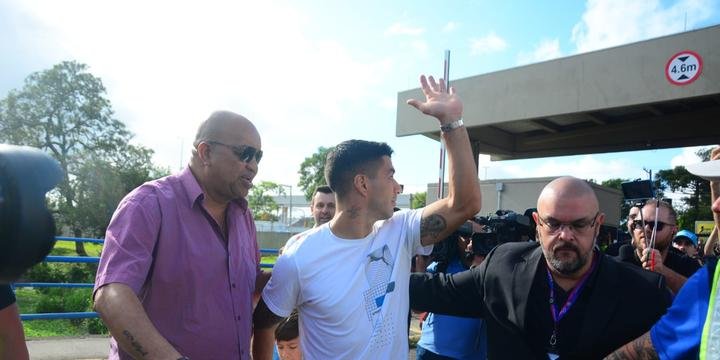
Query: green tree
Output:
[[600, 178, 626, 191], [655, 148, 713, 229], [71, 151, 168, 238], [298, 146, 334, 201], [411, 192, 426, 209], [247, 181, 286, 221], [0, 61, 161, 254]]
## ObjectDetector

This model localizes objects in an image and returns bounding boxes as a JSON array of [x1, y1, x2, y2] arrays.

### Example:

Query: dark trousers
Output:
[[416, 345, 457, 360]]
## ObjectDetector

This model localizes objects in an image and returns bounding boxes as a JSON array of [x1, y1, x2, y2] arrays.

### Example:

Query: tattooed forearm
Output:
[[604, 333, 658, 360], [122, 330, 149, 357], [421, 214, 447, 241]]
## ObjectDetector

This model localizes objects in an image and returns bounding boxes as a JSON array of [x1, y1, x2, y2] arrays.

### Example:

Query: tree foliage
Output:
[[298, 146, 334, 201], [411, 192, 426, 209], [68, 151, 168, 238], [247, 181, 286, 221], [0, 61, 165, 253]]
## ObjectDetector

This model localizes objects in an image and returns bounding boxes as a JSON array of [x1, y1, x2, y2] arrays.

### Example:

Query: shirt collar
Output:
[[179, 166, 249, 212]]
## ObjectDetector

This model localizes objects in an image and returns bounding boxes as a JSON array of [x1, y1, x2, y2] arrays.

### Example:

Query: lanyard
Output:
[[545, 251, 598, 350]]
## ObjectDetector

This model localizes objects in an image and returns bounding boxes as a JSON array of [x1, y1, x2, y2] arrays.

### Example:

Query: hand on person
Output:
[[640, 248, 663, 272], [406, 75, 463, 125]]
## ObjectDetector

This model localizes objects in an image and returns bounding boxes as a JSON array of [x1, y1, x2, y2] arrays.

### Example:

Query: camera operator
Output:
[[0, 145, 63, 360], [410, 177, 671, 359], [416, 220, 488, 359]]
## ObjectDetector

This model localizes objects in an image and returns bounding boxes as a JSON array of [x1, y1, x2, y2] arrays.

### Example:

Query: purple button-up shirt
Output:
[[94, 167, 260, 359]]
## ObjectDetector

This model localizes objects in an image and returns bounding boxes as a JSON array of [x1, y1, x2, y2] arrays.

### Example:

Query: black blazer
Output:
[[410, 242, 671, 359]]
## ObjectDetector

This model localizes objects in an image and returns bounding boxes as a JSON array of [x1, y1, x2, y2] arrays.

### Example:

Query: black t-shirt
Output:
[[0, 284, 16, 310], [525, 256, 600, 359], [663, 249, 701, 277], [604, 240, 629, 257], [616, 245, 701, 277]]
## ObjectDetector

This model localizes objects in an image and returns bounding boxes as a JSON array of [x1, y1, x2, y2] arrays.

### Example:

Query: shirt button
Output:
[[232, 283, 236, 288], [237, 315, 241, 320]]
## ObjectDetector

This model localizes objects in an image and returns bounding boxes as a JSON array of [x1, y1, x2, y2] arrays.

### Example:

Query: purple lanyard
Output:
[[545, 252, 598, 349]]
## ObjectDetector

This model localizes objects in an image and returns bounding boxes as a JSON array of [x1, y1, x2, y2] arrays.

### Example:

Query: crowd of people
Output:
[[2, 72, 719, 359]]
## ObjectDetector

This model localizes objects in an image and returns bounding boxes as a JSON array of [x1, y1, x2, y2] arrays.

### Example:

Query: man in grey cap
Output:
[[607, 145, 720, 359]]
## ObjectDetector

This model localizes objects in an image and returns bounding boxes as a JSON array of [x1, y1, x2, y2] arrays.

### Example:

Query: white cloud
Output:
[[12, 0, 394, 185], [469, 32, 508, 55], [384, 22, 425, 36], [571, 0, 715, 53], [492, 155, 642, 183], [442, 21, 459, 32], [516, 38, 563, 65], [670, 146, 707, 167]]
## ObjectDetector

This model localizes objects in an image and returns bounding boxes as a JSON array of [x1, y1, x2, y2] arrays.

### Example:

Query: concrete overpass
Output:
[[396, 25, 720, 162]]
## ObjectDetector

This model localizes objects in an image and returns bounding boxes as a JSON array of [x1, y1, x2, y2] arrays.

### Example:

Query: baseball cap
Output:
[[686, 158, 720, 182], [673, 229, 698, 246]]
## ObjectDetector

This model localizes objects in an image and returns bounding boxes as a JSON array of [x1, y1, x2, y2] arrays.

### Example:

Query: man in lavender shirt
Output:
[[93, 111, 270, 360]]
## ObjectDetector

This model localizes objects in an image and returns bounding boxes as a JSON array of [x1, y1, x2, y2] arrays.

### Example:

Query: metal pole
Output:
[[438, 50, 450, 199]]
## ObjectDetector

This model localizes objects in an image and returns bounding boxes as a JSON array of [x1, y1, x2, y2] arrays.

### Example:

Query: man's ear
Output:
[[593, 213, 606, 238], [196, 142, 212, 165], [353, 174, 369, 197]]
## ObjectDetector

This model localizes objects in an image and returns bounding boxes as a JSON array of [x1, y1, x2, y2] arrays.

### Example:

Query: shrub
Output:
[[87, 318, 108, 335]]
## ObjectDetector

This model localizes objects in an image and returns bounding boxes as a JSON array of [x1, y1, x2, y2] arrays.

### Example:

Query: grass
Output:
[[261, 254, 278, 266], [15, 288, 97, 338], [50, 240, 103, 257], [23, 319, 90, 338]]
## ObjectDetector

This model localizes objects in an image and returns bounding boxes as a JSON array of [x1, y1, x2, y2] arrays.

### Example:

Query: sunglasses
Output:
[[206, 141, 263, 164], [631, 220, 675, 231]]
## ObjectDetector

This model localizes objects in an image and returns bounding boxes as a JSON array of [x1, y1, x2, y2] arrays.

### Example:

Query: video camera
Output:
[[456, 210, 531, 256], [0, 145, 62, 283]]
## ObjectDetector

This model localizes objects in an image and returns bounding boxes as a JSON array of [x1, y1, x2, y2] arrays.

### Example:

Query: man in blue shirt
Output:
[[416, 221, 487, 359]]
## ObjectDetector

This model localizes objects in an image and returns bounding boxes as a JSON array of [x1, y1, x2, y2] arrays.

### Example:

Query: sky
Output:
[[1, 0, 719, 208]]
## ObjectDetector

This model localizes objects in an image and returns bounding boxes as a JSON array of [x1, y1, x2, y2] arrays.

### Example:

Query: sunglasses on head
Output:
[[631, 220, 674, 231], [206, 140, 263, 164]]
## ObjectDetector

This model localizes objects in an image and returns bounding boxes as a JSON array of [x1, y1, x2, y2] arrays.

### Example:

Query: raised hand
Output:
[[406, 75, 463, 125]]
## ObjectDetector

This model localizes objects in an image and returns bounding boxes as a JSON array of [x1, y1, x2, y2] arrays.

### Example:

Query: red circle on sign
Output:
[[665, 50, 703, 86]]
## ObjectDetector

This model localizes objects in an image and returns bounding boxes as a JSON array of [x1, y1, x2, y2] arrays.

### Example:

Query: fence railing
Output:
[[15, 237, 278, 321]]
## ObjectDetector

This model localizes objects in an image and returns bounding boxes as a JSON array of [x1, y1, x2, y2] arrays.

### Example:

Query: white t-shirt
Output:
[[262, 209, 431, 359]]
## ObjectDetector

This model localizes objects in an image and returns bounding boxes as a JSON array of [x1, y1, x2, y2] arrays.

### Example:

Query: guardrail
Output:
[[16, 237, 278, 321]]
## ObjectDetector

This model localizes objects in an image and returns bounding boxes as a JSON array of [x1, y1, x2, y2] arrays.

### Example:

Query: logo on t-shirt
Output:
[[362, 245, 396, 348]]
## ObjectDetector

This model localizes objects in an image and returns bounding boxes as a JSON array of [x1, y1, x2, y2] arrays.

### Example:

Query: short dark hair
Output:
[[275, 311, 299, 341], [324, 140, 394, 197], [643, 199, 677, 223], [314, 185, 333, 195]]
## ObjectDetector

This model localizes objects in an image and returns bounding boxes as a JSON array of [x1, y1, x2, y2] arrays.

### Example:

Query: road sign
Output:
[[665, 50, 703, 86], [695, 220, 715, 236]]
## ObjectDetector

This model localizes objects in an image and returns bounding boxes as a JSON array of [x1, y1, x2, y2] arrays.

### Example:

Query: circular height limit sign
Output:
[[665, 50, 703, 86]]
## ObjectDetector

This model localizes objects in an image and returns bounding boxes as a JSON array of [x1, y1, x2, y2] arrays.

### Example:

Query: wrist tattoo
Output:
[[122, 330, 149, 357]]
